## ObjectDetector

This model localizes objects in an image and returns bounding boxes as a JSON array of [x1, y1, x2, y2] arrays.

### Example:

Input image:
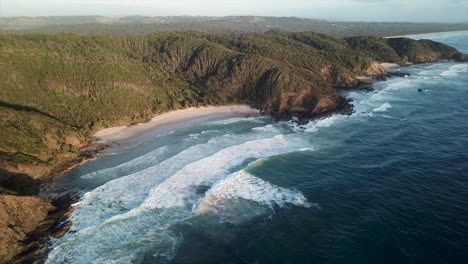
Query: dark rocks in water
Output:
[[0, 144, 107, 263], [336, 71, 410, 93], [387, 71, 410, 78], [378, 71, 411, 81], [462, 54, 468, 61], [41, 143, 110, 183], [338, 98, 354, 115], [270, 97, 354, 126], [335, 81, 375, 92], [270, 93, 354, 124], [51, 221, 73, 239], [0, 190, 81, 264], [452, 52, 468, 62]]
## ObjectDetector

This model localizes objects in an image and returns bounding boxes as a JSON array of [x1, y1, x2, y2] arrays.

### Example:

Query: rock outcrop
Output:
[[0, 195, 54, 263]]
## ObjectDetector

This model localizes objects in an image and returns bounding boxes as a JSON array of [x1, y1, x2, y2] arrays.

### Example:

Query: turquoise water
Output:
[[44, 32, 468, 264]]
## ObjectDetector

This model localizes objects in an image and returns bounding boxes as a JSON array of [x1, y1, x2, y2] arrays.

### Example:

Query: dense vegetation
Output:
[[2, 16, 468, 37], [345, 36, 466, 63], [0, 30, 464, 182]]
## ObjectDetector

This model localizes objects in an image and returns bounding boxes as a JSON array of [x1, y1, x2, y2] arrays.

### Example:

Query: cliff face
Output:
[[0, 31, 464, 180], [0, 105, 86, 179], [0, 195, 54, 263]]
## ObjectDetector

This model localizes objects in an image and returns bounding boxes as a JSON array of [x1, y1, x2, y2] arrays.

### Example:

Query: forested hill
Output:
[[1, 16, 468, 37], [0, 31, 465, 182]]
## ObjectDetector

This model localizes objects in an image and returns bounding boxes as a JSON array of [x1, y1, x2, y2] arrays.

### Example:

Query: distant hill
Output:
[[1, 16, 468, 37], [0, 31, 464, 180]]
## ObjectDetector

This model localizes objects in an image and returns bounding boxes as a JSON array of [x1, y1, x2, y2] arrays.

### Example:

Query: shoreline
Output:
[[93, 105, 260, 144], [6, 105, 260, 263], [13, 67, 426, 263], [3, 28, 467, 264], [384, 29, 468, 38]]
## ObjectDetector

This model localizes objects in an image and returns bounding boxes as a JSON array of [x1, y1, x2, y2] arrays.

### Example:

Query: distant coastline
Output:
[[384, 29, 468, 38]]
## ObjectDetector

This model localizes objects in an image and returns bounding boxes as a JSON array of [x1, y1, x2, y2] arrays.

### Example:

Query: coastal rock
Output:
[[51, 221, 72, 239], [313, 96, 336, 114], [0, 105, 87, 180], [453, 52, 468, 61], [0, 190, 81, 263], [0, 195, 55, 263], [362, 62, 386, 76]]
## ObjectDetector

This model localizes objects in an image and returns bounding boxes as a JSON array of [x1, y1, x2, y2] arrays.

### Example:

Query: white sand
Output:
[[384, 30, 468, 39], [93, 105, 260, 143], [380, 62, 400, 70]]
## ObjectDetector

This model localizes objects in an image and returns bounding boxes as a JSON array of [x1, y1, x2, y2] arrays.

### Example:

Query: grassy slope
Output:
[[345, 36, 463, 63], [0, 31, 463, 179]]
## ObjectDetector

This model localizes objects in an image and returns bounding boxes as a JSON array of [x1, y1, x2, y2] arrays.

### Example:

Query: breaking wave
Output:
[[46, 59, 468, 263], [46, 129, 312, 263]]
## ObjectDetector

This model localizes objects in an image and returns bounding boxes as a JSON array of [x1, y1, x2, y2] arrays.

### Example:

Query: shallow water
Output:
[[44, 32, 468, 264]]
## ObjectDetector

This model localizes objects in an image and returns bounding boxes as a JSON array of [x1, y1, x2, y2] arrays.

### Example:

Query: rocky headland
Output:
[[0, 31, 466, 263]]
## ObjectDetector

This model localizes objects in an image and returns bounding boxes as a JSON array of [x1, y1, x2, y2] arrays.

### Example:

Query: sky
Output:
[[1, 0, 467, 23]]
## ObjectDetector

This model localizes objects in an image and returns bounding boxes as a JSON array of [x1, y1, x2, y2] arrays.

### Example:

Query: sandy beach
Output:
[[384, 29, 468, 39], [93, 105, 260, 143], [380, 62, 400, 69]]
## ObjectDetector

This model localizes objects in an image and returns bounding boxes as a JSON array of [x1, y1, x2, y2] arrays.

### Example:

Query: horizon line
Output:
[[1, 15, 467, 24]]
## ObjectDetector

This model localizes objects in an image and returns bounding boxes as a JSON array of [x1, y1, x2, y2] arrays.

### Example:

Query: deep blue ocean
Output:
[[44, 32, 468, 264]]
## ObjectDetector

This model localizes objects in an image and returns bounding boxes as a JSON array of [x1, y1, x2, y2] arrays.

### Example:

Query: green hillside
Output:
[[0, 31, 464, 180]]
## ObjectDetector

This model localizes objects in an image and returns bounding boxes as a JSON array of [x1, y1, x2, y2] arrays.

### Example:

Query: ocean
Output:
[[44, 32, 468, 264]]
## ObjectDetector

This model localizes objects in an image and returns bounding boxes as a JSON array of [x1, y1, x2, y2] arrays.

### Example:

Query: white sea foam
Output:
[[46, 132, 311, 264], [69, 131, 276, 231], [188, 133, 200, 139], [316, 115, 344, 128], [295, 84, 392, 130], [80, 146, 169, 181], [119, 134, 308, 215], [381, 114, 397, 119], [384, 79, 415, 91], [208, 117, 262, 125], [252, 124, 276, 131], [352, 63, 465, 119], [201, 129, 219, 134], [440, 70, 458, 77], [373, 103, 392, 112], [299, 148, 314, 152], [291, 114, 346, 133], [440, 64, 468, 77], [195, 170, 311, 215]]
